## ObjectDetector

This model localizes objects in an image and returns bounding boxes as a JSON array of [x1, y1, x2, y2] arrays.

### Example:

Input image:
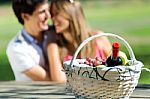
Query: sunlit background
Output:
[[0, 0, 150, 84]]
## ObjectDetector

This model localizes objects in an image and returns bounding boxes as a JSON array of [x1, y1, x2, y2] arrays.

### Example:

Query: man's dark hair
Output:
[[12, 0, 48, 25]]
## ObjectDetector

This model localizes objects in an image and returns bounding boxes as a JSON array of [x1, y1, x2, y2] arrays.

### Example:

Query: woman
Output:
[[47, 0, 111, 79]]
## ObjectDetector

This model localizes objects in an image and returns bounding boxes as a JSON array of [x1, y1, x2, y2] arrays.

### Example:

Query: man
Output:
[[6, 0, 66, 82]]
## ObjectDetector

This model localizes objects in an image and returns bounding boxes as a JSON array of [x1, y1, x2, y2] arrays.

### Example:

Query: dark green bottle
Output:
[[106, 42, 122, 67]]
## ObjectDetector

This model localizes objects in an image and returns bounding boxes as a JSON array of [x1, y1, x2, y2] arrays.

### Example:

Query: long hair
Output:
[[50, 0, 96, 59]]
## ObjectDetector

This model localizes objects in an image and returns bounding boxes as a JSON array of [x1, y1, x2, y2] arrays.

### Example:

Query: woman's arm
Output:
[[47, 43, 67, 83]]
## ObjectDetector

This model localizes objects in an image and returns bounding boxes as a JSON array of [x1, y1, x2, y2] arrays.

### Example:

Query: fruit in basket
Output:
[[96, 65, 106, 68], [119, 51, 129, 65], [81, 57, 105, 67]]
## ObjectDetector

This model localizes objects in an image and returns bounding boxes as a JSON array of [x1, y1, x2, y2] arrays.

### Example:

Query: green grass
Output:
[[0, 4, 19, 80], [0, 1, 150, 83], [83, 2, 150, 36], [0, 50, 15, 80]]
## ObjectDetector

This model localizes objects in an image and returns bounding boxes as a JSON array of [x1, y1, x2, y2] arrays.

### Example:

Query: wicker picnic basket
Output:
[[64, 33, 144, 99]]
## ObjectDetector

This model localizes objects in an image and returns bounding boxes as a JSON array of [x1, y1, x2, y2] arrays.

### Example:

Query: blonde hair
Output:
[[50, 0, 96, 59]]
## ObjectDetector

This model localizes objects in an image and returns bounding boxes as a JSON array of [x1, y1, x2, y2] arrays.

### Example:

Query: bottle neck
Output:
[[112, 48, 119, 59]]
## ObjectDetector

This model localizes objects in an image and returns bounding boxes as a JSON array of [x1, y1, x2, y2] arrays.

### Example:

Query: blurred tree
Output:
[[0, 0, 11, 4]]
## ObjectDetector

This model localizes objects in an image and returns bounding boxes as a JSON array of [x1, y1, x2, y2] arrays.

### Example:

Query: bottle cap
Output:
[[113, 42, 120, 49]]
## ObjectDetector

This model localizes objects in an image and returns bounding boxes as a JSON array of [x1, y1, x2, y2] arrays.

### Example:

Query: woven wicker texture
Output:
[[66, 69, 140, 98], [64, 33, 144, 99]]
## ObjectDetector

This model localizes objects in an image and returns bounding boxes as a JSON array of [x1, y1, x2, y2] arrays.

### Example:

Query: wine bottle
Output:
[[105, 42, 123, 67]]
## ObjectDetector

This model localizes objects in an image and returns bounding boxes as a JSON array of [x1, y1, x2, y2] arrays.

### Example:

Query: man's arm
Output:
[[6, 44, 51, 81], [24, 65, 51, 81]]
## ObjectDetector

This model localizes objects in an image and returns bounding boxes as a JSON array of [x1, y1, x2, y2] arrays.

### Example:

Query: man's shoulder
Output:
[[7, 33, 31, 53]]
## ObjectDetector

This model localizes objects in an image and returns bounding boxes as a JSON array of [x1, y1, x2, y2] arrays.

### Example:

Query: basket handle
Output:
[[70, 33, 136, 69]]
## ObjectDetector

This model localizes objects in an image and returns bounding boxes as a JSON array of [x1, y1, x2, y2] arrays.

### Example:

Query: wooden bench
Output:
[[0, 81, 149, 98]]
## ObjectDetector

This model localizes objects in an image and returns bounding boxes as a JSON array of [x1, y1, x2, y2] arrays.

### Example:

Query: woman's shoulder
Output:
[[45, 25, 56, 35], [44, 25, 58, 43]]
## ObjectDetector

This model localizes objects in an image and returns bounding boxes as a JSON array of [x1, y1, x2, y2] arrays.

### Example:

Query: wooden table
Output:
[[0, 81, 150, 98]]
